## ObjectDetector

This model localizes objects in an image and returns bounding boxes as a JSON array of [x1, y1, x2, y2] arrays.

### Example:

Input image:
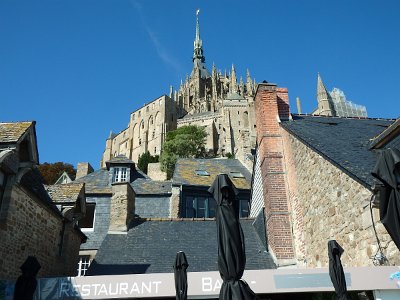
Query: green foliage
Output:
[[160, 125, 207, 179], [37, 162, 76, 185], [137, 151, 159, 174], [225, 152, 235, 159]]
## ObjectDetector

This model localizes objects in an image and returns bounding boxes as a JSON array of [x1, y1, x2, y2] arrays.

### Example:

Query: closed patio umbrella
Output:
[[13, 256, 41, 300], [174, 251, 189, 300], [328, 240, 349, 300], [371, 148, 400, 251], [208, 174, 257, 300]]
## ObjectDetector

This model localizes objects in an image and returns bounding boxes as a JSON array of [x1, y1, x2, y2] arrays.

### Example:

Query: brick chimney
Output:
[[110, 182, 135, 232], [76, 162, 94, 179], [254, 83, 295, 265]]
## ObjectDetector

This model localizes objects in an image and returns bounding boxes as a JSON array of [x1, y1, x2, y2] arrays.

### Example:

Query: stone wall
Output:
[[102, 95, 177, 166], [170, 186, 181, 218], [283, 131, 400, 267], [0, 185, 82, 280], [110, 182, 135, 231], [147, 163, 167, 181]]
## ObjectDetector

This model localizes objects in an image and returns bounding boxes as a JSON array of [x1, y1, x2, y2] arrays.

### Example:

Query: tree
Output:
[[160, 125, 207, 179], [137, 151, 159, 174], [37, 162, 76, 185]]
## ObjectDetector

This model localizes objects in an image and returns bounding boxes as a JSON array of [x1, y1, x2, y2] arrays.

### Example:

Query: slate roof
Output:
[[173, 158, 252, 189], [131, 179, 172, 195], [46, 183, 84, 203], [369, 117, 400, 149], [75, 168, 172, 195], [0, 121, 33, 144], [74, 169, 112, 194], [280, 115, 396, 187], [19, 168, 61, 215], [88, 219, 275, 275], [106, 155, 134, 169]]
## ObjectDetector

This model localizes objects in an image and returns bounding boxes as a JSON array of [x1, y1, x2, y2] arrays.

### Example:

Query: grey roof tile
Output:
[[46, 183, 84, 203], [75, 168, 171, 195], [0, 121, 33, 144], [88, 219, 275, 275], [280, 115, 395, 187]]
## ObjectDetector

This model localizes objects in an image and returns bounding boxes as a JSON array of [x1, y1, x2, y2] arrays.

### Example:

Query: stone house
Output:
[[0, 121, 86, 280], [251, 82, 400, 269], [72, 155, 275, 276]]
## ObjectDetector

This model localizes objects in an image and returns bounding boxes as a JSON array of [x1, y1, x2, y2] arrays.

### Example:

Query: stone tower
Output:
[[315, 73, 336, 116], [176, 10, 257, 166]]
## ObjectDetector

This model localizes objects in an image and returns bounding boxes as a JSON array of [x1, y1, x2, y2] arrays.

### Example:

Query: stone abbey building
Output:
[[101, 11, 257, 168]]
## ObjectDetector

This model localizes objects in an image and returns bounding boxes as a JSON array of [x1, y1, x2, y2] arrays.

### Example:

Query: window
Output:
[[138, 110, 141, 117], [146, 106, 149, 112], [185, 196, 216, 218], [132, 114, 135, 120], [184, 193, 249, 218], [78, 203, 95, 231], [77, 255, 91, 277], [239, 199, 250, 218], [195, 170, 209, 176], [112, 167, 128, 182], [154, 147, 157, 154]]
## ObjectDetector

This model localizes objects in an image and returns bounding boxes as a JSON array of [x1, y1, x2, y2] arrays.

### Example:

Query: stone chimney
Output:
[[76, 162, 94, 179], [110, 182, 135, 232], [254, 83, 295, 264]]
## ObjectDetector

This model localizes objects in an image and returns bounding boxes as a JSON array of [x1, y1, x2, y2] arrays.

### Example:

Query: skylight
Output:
[[195, 170, 209, 176], [230, 171, 245, 178]]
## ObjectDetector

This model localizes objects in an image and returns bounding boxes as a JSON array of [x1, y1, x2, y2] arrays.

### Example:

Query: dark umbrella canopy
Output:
[[13, 256, 41, 300], [208, 174, 257, 300], [371, 148, 400, 251], [174, 251, 189, 300], [328, 240, 349, 300]]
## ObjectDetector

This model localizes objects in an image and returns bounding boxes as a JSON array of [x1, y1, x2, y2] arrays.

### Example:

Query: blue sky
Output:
[[1, 0, 399, 170]]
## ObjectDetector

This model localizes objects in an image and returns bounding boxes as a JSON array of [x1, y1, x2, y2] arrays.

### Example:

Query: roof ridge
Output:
[[291, 113, 396, 122], [132, 217, 256, 222]]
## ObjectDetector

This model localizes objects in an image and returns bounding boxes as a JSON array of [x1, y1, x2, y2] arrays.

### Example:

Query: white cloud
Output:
[[131, 0, 182, 73]]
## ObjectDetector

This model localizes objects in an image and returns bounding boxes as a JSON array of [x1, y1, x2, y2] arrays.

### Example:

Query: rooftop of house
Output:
[[46, 183, 85, 203], [75, 168, 172, 195], [87, 218, 275, 275], [173, 158, 252, 189], [0, 121, 34, 144], [19, 168, 62, 216], [280, 114, 397, 187]]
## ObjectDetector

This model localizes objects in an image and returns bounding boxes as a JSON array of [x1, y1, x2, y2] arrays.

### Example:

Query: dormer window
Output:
[[113, 167, 127, 182]]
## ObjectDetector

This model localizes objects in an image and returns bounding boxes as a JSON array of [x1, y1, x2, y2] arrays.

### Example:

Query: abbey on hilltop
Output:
[[101, 11, 257, 169]]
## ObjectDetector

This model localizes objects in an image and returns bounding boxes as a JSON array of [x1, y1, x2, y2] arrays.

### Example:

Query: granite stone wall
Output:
[[284, 131, 400, 267], [0, 185, 82, 280]]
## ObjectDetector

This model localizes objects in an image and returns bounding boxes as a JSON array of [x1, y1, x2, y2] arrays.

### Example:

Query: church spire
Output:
[[316, 73, 335, 116], [193, 9, 205, 63]]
